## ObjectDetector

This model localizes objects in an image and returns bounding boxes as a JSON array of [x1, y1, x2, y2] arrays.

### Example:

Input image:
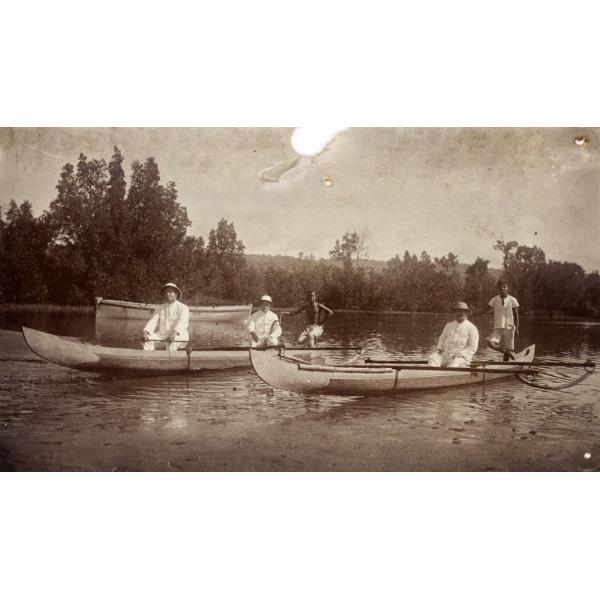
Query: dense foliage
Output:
[[1, 148, 599, 317]]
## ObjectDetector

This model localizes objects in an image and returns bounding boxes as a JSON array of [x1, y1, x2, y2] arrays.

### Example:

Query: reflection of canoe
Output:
[[23, 327, 250, 373], [95, 298, 251, 323], [250, 345, 536, 395]]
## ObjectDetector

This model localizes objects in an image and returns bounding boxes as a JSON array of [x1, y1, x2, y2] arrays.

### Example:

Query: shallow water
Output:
[[1, 309, 599, 470]]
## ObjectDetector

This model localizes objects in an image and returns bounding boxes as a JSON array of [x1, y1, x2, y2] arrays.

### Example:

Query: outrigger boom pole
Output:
[[365, 358, 595, 369]]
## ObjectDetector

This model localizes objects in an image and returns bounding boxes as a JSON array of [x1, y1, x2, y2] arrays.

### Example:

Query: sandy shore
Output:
[[1, 329, 598, 471]]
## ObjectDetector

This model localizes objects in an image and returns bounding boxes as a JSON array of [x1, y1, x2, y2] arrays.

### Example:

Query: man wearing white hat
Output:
[[248, 295, 282, 347], [428, 301, 479, 368], [143, 283, 190, 351]]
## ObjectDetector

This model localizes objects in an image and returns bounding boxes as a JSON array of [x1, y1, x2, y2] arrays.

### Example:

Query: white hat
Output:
[[453, 301, 470, 311], [260, 295, 273, 303], [162, 283, 182, 300]]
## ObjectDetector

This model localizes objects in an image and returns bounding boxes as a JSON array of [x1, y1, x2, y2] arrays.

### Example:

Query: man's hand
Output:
[[259, 337, 269, 348], [251, 332, 259, 343], [166, 331, 176, 343], [515, 327, 519, 336]]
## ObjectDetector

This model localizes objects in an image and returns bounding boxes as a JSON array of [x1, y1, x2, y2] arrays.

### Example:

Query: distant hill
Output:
[[246, 254, 503, 283]]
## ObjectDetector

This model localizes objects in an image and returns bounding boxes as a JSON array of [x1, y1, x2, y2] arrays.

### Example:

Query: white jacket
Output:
[[436, 319, 479, 363], [248, 309, 282, 344], [143, 300, 189, 339]]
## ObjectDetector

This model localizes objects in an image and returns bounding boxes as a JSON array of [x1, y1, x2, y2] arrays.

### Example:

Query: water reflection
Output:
[[1, 308, 599, 454]]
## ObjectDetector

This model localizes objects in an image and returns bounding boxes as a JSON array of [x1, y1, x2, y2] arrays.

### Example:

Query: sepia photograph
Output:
[[1, 127, 598, 472], [3, 3, 600, 599]]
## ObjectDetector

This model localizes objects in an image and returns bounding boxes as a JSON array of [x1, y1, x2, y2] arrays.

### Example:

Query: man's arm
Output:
[[472, 305, 493, 318], [318, 303, 334, 316], [269, 316, 282, 339], [513, 307, 519, 334], [247, 312, 260, 343], [282, 305, 304, 317], [436, 323, 449, 352], [168, 304, 189, 341], [143, 309, 160, 341], [461, 325, 479, 361]]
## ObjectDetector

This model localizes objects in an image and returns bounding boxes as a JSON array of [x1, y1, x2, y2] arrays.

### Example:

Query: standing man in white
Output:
[[486, 279, 520, 360], [248, 295, 282, 347], [428, 301, 479, 368], [143, 283, 189, 351]]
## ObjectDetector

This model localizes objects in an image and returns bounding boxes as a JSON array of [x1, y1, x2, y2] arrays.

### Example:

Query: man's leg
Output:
[[502, 329, 515, 361], [487, 329, 503, 353], [447, 356, 468, 368], [308, 325, 323, 348], [427, 352, 443, 367]]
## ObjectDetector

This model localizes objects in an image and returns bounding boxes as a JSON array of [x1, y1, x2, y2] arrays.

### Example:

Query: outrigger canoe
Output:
[[22, 327, 356, 375], [95, 298, 252, 323], [250, 345, 539, 395]]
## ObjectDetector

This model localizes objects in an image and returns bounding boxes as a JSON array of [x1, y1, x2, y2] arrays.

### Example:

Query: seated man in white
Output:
[[143, 283, 189, 351], [428, 301, 479, 368], [248, 295, 282, 347]]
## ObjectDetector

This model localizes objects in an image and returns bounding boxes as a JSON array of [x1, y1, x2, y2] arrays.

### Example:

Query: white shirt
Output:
[[143, 300, 189, 336], [489, 295, 519, 329], [248, 309, 282, 340], [437, 319, 479, 363]]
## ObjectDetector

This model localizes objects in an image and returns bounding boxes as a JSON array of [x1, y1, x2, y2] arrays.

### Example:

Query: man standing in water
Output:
[[248, 295, 282, 347], [143, 283, 189, 351], [428, 301, 479, 368], [485, 278, 520, 360], [284, 290, 334, 348]]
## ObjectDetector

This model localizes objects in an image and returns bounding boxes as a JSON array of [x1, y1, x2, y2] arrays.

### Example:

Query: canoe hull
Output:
[[95, 298, 251, 323], [23, 327, 250, 374], [250, 345, 536, 395], [22, 327, 316, 375]]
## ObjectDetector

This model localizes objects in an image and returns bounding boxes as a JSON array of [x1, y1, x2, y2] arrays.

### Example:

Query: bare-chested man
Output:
[[283, 290, 334, 348]]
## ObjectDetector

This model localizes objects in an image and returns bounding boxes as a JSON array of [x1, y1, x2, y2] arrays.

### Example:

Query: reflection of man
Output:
[[283, 290, 334, 348], [248, 295, 282, 347], [428, 301, 479, 368], [143, 283, 189, 351]]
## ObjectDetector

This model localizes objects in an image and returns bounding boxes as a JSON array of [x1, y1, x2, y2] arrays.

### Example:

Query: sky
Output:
[[1, 127, 598, 271]]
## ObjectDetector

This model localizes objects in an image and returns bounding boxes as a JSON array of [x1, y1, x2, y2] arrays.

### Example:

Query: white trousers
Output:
[[427, 352, 468, 368], [250, 335, 280, 348], [143, 332, 187, 352]]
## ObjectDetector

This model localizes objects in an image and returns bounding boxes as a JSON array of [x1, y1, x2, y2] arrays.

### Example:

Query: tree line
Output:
[[1, 148, 600, 318]]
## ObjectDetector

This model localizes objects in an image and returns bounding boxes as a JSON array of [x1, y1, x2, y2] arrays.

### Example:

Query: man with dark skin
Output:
[[475, 279, 520, 360], [283, 290, 334, 348]]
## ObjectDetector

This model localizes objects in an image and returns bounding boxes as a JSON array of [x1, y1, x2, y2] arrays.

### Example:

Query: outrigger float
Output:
[[250, 345, 596, 395], [21, 327, 359, 375]]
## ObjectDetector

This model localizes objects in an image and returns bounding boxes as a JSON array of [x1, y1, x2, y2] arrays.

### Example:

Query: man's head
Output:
[[162, 283, 182, 303], [260, 294, 273, 312], [453, 301, 470, 322], [306, 290, 317, 303], [497, 278, 509, 297]]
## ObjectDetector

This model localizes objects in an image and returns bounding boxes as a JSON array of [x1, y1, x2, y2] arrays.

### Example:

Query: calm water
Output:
[[1, 309, 599, 470]]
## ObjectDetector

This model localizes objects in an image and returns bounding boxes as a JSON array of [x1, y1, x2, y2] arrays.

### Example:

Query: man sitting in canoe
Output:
[[143, 283, 189, 351], [248, 295, 282, 347], [428, 301, 479, 368], [283, 290, 334, 348]]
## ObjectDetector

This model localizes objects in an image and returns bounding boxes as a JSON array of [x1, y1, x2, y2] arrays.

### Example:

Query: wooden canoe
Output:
[[21, 327, 337, 375], [250, 345, 536, 395], [22, 327, 252, 374], [95, 298, 252, 323]]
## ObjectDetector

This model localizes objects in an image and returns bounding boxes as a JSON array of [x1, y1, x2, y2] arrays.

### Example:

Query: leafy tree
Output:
[[464, 257, 496, 311], [1, 201, 50, 302]]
